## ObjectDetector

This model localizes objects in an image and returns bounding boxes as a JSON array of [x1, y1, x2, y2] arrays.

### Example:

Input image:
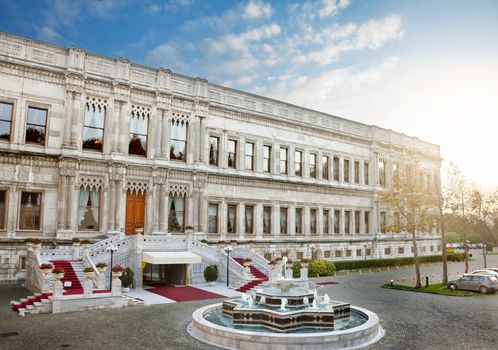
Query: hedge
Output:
[[292, 259, 336, 278], [333, 253, 465, 271]]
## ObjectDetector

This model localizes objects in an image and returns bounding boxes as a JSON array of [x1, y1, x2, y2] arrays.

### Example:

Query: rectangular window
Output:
[[309, 154, 317, 178], [209, 136, 219, 166], [393, 163, 399, 186], [334, 209, 340, 234], [83, 103, 105, 151], [364, 162, 369, 185], [245, 142, 254, 170], [168, 195, 185, 232], [346, 250, 352, 257], [0, 190, 5, 229], [324, 250, 331, 258], [323, 209, 329, 234], [355, 210, 360, 234], [364, 211, 370, 234], [297, 252, 304, 260], [279, 148, 288, 174], [385, 248, 391, 255], [26, 106, 47, 145], [344, 210, 351, 234], [354, 161, 359, 184], [295, 208, 303, 234], [322, 155, 329, 180], [356, 249, 362, 257], [19, 192, 42, 230], [310, 208, 317, 234], [366, 248, 371, 256], [0, 102, 13, 141], [227, 204, 237, 234], [343, 159, 350, 182], [378, 159, 386, 187], [399, 247, 405, 254], [129, 112, 148, 156], [263, 145, 271, 173], [245, 205, 254, 234], [280, 207, 288, 234], [335, 250, 342, 258], [380, 211, 386, 233], [295, 151, 302, 176], [208, 203, 218, 233], [170, 120, 188, 161], [263, 206, 272, 234], [333, 157, 340, 181], [78, 188, 100, 231], [227, 139, 237, 168]]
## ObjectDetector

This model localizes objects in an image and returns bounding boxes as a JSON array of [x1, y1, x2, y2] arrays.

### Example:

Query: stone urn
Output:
[[41, 268, 52, 276], [112, 271, 123, 278], [53, 272, 64, 280], [243, 260, 252, 267], [83, 272, 94, 280], [97, 267, 107, 274]]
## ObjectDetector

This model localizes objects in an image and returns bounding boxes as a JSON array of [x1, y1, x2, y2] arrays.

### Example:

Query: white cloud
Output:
[[243, 1, 273, 19], [319, 0, 351, 18]]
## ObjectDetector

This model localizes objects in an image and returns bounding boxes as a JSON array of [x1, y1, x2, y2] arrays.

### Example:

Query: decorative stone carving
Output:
[[0, 40, 22, 56], [31, 48, 56, 64], [79, 176, 104, 190], [86, 96, 108, 110], [131, 104, 151, 118], [126, 179, 149, 194], [171, 111, 191, 124], [168, 183, 190, 197]]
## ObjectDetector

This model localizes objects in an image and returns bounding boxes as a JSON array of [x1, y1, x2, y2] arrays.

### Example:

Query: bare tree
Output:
[[381, 163, 434, 288]]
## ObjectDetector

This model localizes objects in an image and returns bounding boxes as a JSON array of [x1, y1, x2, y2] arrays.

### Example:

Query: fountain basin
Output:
[[189, 303, 384, 350]]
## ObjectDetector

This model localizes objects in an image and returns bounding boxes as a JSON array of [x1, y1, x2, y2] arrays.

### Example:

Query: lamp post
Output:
[[225, 245, 233, 287], [309, 243, 315, 260], [107, 244, 118, 290], [363, 242, 368, 261]]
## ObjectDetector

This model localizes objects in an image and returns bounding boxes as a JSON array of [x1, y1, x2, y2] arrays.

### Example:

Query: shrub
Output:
[[333, 253, 464, 271], [204, 265, 218, 282], [83, 267, 94, 273], [119, 267, 134, 288], [81, 239, 91, 245], [24, 238, 33, 243], [53, 267, 64, 274], [96, 262, 107, 268], [243, 258, 252, 263], [72, 237, 81, 243], [308, 259, 336, 277], [39, 263, 53, 270]]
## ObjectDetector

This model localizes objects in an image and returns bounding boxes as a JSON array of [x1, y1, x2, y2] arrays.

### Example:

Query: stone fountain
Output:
[[189, 257, 384, 349]]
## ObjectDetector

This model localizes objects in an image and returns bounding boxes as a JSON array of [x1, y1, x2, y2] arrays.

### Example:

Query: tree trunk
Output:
[[441, 220, 448, 285], [482, 241, 487, 268], [411, 226, 421, 288], [463, 233, 469, 273]]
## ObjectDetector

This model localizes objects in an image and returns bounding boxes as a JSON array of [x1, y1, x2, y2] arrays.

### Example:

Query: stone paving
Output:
[[0, 250, 497, 350]]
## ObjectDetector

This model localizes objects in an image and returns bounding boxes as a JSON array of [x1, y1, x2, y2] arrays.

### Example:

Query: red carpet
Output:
[[233, 258, 268, 293], [316, 282, 339, 285], [148, 285, 224, 302], [50, 260, 83, 293]]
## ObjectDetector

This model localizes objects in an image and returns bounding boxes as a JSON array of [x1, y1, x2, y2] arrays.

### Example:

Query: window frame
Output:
[[322, 155, 329, 180], [226, 203, 237, 234], [244, 204, 254, 234], [333, 156, 340, 181], [263, 206, 272, 234], [82, 102, 106, 152], [0, 189, 7, 230], [128, 112, 149, 157], [294, 150, 302, 177], [364, 161, 369, 185], [310, 208, 317, 234], [244, 142, 255, 171], [279, 148, 288, 175], [309, 153, 317, 178], [343, 159, 350, 183], [18, 191, 43, 231], [323, 209, 329, 234], [208, 202, 219, 234], [263, 144, 272, 173], [0, 100, 14, 143], [354, 210, 361, 234], [295, 207, 303, 234], [209, 135, 220, 166], [280, 207, 288, 234], [227, 139, 237, 168], [168, 194, 186, 233], [170, 119, 189, 162], [77, 187, 101, 232], [354, 161, 360, 184], [334, 209, 340, 234], [25, 105, 48, 146]]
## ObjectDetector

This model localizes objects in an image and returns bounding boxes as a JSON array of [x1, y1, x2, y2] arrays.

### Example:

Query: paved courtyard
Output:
[[1, 251, 497, 350]]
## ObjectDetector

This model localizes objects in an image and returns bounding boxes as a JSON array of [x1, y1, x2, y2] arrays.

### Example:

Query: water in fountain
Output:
[[310, 298, 318, 309], [246, 296, 254, 307], [303, 296, 309, 306], [323, 293, 330, 304], [280, 297, 288, 311]]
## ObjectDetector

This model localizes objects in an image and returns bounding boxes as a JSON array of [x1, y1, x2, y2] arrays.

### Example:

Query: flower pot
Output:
[[243, 262, 251, 267], [122, 287, 130, 293], [72, 242, 81, 247], [41, 269, 52, 275], [208, 281, 216, 286], [83, 272, 94, 279], [112, 271, 123, 278], [97, 267, 107, 274], [53, 273, 64, 280]]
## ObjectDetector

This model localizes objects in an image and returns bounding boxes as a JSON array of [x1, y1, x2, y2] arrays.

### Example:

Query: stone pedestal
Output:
[[53, 276, 64, 297], [97, 269, 106, 289], [83, 277, 93, 296], [111, 273, 122, 296]]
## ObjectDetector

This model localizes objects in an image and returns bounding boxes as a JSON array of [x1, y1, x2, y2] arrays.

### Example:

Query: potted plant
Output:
[[243, 258, 252, 267], [112, 264, 124, 277], [203, 265, 218, 286], [39, 263, 53, 274], [83, 267, 94, 279], [96, 262, 107, 273], [52, 267, 64, 279], [24, 238, 33, 246], [31, 238, 43, 249], [119, 267, 134, 292], [185, 225, 194, 234], [81, 239, 91, 248], [72, 237, 81, 246]]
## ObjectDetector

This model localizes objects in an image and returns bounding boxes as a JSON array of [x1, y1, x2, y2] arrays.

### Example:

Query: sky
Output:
[[1, 0, 498, 188]]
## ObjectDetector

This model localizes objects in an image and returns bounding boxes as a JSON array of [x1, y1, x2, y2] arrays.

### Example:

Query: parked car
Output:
[[484, 268, 498, 274], [447, 274, 498, 294]]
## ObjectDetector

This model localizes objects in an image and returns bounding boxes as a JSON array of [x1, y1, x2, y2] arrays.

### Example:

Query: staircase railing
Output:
[[232, 247, 269, 275], [25, 249, 44, 293]]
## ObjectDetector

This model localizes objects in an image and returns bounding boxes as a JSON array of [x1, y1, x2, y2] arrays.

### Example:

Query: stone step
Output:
[[26, 305, 36, 310], [20, 298, 28, 303]]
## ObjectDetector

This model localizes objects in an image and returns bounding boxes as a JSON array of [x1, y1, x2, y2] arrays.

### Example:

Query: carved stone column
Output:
[[70, 92, 82, 148], [57, 175, 67, 231], [66, 175, 76, 232], [159, 183, 167, 232], [161, 109, 170, 159], [111, 100, 121, 152], [108, 179, 116, 231], [63, 91, 73, 146], [114, 178, 123, 232]]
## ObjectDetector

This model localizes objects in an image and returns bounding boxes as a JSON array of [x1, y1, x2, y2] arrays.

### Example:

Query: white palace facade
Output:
[[0, 32, 441, 285]]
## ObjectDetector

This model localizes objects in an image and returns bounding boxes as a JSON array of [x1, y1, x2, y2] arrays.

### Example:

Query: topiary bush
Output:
[[119, 267, 134, 288], [204, 265, 218, 282]]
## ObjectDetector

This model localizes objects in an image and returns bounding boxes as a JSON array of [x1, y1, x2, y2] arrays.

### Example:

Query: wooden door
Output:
[[125, 190, 145, 235]]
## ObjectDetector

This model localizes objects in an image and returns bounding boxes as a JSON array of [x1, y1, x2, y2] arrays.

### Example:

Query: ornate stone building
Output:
[[0, 32, 441, 284]]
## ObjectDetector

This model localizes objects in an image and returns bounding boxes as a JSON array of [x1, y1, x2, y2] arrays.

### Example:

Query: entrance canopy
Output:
[[142, 251, 202, 265]]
